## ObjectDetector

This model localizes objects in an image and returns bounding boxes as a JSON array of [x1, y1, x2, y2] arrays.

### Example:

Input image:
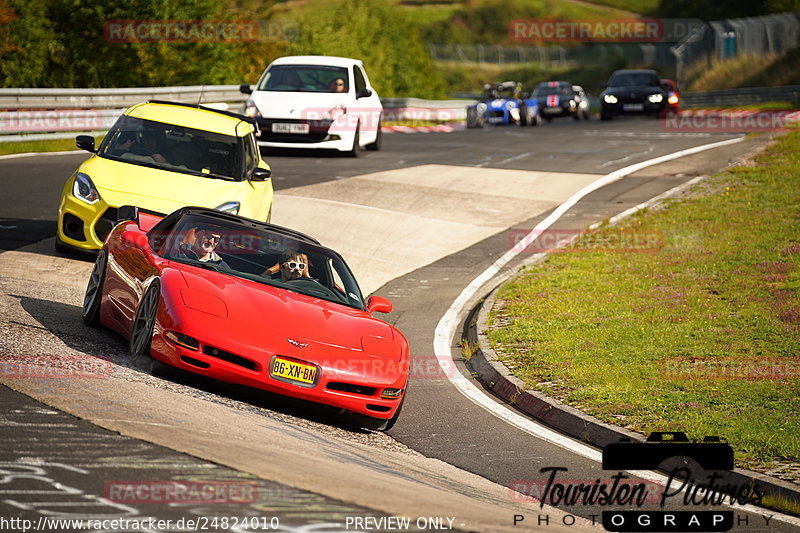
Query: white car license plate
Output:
[[272, 123, 309, 134], [544, 107, 561, 113], [623, 103, 644, 111]]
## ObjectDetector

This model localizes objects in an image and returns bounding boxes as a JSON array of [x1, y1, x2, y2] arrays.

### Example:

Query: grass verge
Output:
[[487, 131, 800, 475], [687, 50, 800, 92], [0, 136, 103, 156]]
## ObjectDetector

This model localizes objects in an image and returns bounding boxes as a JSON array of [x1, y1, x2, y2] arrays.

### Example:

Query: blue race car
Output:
[[467, 81, 541, 128]]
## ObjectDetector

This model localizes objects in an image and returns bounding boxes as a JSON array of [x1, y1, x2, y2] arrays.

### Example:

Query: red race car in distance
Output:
[[660, 78, 680, 114], [82, 206, 409, 430]]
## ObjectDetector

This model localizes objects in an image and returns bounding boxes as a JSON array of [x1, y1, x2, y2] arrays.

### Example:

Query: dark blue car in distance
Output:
[[532, 81, 589, 121], [467, 81, 541, 128], [600, 69, 670, 120]]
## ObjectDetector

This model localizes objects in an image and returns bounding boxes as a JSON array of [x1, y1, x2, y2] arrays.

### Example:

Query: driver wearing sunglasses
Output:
[[174, 226, 230, 269]]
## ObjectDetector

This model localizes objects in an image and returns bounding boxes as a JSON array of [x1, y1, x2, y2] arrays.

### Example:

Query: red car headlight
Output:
[[165, 331, 200, 351]]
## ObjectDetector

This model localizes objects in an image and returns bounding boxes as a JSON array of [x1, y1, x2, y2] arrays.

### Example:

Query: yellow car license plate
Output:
[[271, 357, 316, 384]]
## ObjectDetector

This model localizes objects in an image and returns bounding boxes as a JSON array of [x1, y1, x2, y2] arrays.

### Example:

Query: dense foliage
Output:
[[0, 0, 284, 87], [0, 0, 446, 97], [655, 0, 800, 18], [286, 0, 446, 99]]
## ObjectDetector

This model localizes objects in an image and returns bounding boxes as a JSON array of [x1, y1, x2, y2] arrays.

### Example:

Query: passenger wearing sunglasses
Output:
[[278, 250, 311, 282], [174, 226, 230, 269], [331, 77, 347, 93]]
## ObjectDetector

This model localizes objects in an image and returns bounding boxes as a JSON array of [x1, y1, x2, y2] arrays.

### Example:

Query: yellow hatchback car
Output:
[[57, 100, 274, 252]]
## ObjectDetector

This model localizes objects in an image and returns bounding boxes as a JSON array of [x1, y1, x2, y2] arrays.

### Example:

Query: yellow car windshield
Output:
[[100, 116, 244, 180]]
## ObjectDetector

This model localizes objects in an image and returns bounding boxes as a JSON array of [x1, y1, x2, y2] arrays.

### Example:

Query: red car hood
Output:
[[172, 264, 394, 355]]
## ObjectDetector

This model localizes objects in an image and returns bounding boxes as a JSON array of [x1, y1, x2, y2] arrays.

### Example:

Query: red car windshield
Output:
[[154, 214, 365, 310]]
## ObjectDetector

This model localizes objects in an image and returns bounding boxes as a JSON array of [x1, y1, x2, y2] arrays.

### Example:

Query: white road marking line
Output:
[[433, 135, 800, 526], [596, 146, 654, 169], [497, 152, 531, 165]]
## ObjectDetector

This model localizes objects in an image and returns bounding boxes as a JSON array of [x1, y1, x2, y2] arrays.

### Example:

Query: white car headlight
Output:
[[476, 102, 487, 112], [603, 94, 618, 104], [215, 201, 240, 215], [73, 172, 100, 204], [648, 93, 664, 103], [505, 101, 516, 110], [323, 104, 347, 121], [244, 99, 260, 118]]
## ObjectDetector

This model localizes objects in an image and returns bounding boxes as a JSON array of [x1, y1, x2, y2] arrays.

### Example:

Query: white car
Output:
[[241, 55, 383, 156]]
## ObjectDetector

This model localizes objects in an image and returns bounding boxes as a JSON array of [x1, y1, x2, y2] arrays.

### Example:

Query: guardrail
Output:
[[0, 87, 474, 142], [1, 84, 797, 142], [0, 85, 245, 110]]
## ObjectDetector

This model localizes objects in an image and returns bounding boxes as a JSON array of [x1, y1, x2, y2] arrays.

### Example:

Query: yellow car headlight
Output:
[[73, 172, 101, 204]]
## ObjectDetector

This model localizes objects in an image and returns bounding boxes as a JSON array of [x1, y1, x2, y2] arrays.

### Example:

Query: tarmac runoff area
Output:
[[272, 163, 603, 295], [0, 163, 607, 533]]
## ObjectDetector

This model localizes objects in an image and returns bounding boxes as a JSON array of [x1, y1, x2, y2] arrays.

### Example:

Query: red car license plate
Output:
[[271, 357, 316, 384]]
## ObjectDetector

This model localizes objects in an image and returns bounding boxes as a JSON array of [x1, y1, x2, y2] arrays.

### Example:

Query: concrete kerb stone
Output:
[[465, 166, 800, 510]]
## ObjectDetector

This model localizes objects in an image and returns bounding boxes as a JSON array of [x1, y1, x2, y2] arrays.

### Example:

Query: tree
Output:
[[0, 0, 288, 87], [287, 0, 446, 98]]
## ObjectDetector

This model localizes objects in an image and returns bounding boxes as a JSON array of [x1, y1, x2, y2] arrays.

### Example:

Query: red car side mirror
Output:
[[366, 296, 392, 314]]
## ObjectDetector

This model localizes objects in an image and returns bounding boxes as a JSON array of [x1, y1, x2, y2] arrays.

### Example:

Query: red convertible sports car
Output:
[[82, 206, 409, 430]]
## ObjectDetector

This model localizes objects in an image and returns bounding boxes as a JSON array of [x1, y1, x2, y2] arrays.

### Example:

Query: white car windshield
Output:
[[258, 65, 350, 93]]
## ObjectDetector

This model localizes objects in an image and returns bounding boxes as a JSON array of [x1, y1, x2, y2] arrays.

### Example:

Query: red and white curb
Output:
[[382, 123, 462, 133]]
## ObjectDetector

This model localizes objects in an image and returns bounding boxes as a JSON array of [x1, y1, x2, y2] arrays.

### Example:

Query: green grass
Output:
[[488, 131, 800, 473], [575, 0, 659, 14], [694, 103, 799, 111], [763, 493, 800, 517], [0, 136, 103, 156], [688, 50, 800, 92], [285, 0, 637, 47]]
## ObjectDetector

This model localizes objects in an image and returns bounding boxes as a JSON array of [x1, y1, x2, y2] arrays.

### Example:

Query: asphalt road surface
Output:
[[1, 117, 794, 532], [1, 119, 731, 252]]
